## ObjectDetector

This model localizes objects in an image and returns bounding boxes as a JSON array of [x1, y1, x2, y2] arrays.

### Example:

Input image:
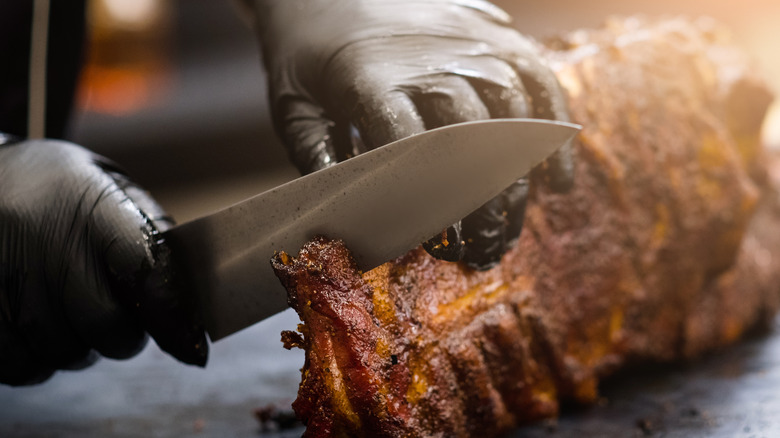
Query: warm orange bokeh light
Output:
[[76, 0, 173, 116]]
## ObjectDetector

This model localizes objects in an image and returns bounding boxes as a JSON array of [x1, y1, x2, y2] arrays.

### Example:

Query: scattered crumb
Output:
[[543, 418, 558, 433], [254, 404, 300, 432], [281, 330, 305, 350], [635, 418, 655, 435], [193, 418, 205, 433]]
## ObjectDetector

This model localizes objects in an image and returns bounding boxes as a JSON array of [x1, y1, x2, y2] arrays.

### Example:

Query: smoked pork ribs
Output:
[[271, 17, 780, 438]]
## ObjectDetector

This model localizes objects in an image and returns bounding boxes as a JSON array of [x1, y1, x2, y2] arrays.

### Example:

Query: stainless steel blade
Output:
[[163, 118, 580, 341]]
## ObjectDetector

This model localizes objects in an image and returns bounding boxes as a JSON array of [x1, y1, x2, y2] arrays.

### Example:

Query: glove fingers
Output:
[[414, 77, 532, 268], [275, 97, 341, 175], [0, 142, 128, 383], [461, 197, 506, 270], [414, 76, 491, 129], [57, 170, 150, 360], [451, 64, 542, 264], [476, 79, 530, 253], [411, 76, 532, 267], [514, 57, 575, 192], [98, 170, 208, 366], [472, 78, 532, 119], [132, 241, 208, 367], [349, 89, 425, 150], [500, 178, 529, 252], [423, 223, 465, 262], [349, 88, 475, 261], [415, 77, 486, 262]]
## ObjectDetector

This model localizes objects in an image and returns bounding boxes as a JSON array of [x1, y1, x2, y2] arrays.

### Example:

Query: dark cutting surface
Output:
[[1, 311, 779, 437], [515, 323, 780, 438]]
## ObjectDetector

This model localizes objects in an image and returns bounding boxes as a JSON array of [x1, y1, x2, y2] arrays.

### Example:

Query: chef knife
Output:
[[162, 118, 580, 341]]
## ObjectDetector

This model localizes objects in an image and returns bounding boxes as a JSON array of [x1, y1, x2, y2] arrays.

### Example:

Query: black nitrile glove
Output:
[[250, 0, 573, 270], [0, 136, 207, 386]]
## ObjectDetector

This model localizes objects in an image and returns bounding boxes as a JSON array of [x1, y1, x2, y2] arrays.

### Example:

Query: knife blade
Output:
[[162, 118, 580, 341]]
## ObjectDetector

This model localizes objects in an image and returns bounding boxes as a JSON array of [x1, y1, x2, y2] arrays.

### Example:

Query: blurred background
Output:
[[1, 0, 779, 436], [69, 0, 780, 224]]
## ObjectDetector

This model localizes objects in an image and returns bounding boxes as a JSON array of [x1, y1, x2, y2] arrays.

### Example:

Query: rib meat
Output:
[[271, 17, 779, 437]]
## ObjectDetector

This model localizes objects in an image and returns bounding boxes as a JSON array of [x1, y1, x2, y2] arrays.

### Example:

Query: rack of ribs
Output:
[[271, 17, 780, 437]]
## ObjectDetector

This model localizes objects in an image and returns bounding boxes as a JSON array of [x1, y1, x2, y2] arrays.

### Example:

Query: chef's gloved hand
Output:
[[249, 0, 573, 270], [0, 135, 207, 386]]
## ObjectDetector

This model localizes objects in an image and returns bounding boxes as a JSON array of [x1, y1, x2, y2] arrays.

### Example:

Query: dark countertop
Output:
[[0, 310, 306, 438], [515, 323, 780, 438]]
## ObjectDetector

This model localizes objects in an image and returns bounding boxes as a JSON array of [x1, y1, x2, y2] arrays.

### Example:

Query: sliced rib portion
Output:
[[271, 17, 779, 438]]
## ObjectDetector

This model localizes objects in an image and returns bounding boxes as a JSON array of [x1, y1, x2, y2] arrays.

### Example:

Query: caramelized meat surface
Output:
[[271, 18, 780, 437]]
